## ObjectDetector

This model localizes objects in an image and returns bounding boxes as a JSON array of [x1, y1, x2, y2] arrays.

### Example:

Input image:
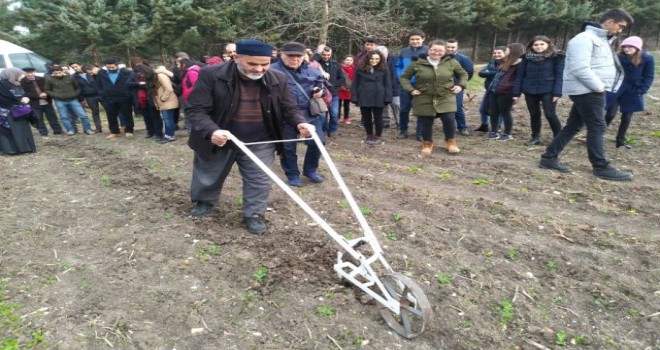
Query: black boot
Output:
[[616, 138, 631, 149], [474, 124, 489, 132], [525, 135, 541, 146]]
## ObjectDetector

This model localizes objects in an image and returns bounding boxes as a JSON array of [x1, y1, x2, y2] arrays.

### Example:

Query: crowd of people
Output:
[[0, 7, 654, 233]]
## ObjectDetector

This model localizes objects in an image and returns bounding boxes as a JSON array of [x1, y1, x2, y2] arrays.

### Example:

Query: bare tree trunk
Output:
[[507, 31, 512, 45], [491, 31, 498, 51], [562, 25, 569, 51], [318, 0, 330, 45], [472, 29, 480, 62]]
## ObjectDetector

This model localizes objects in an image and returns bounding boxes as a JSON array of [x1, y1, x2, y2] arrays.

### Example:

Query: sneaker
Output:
[[366, 136, 384, 145], [396, 132, 408, 139], [539, 157, 573, 173], [244, 214, 267, 235], [592, 165, 633, 181], [497, 134, 513, 141], [66, 131, 75, 136], [458, 129, 470, 136], [304, 172, 324, 183], [344, 119, 351, 125], [95, 129, 102, 133], [84, 129, 94, 135], [486, 131, 499, 140], [105, 134, 118, 139], [125, 132, 134, 138], [616, 138, 632, 149], [190, 202, 214, 218], [145, 133, 154, 139], [157, 135, 176, 144], [525, 136, 541, 145], [288, 177, 302, 187], [474, 124, 489, 132]]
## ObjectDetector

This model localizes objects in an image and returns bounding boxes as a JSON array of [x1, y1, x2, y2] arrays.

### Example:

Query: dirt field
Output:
[[2, 82, 659, 349]]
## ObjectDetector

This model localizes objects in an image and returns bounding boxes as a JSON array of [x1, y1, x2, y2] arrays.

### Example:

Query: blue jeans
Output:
[[161, 109, 176, 137], [542, 92, 609, 168], [324, 95, 340, 134], [54, 99, 92, 133], [455, 90, 467, 130], [479, 91, 491, 125], [280, 115, 325, 180], [398, 87, 413, 134]]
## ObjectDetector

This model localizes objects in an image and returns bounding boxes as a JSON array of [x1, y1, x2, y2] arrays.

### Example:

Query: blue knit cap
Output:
[[236, 39, 273, 57]]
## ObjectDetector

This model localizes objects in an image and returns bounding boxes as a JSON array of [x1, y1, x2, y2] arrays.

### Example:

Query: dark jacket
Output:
[[606, 52, 655, 113], [490, 62, 521, 95], [185, 62, 306, 161], [270, 60, 326, 120], [95, 68, 135, 103], [479, 59, 501, 90], [44, 75, 80, 101], [73, 72, 100, 99], [513, 52, 565, 97], [351, 68, 392, 108], [316, 58, 346, 95], [452, 52, 474, 80], [386, 54, 401, 97], [20, 76, 52, 108]]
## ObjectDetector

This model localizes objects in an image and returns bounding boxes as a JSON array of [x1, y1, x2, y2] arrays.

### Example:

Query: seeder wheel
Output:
[[378, 273, 433, 339]]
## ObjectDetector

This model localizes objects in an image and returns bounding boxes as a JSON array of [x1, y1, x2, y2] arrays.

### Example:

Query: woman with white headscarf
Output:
[[0, 67, 37, 154]]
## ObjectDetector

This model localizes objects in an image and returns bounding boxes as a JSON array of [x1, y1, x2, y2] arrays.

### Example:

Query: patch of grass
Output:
[[472, 178, 489, 185], [437, 171, 452, 179], [627, 308, 640, 317], [315, 305, 336, 316], [337, 200, 349, 209], [392, 212, 403, 222], [555, 331, 568, 346], [0, 279, 47, 349], [407, 166, 422, 172], [498, 299, 514, 325], [196, 245, 221, 261], [163, 212, 174, 220], [384, 232, 397, 241], [572, 335, 588, 345], [360, 206, 372, 215], [624, 136, 638, 145], [253, 266, 269, 283], [100, 174, 111, 186], [436, 273, 453, 287], [651, 131, 660, 137], [546, 260, 557, 269], [343, 232, 354, 240], [382, 162, 391, 169], [234, 197, 243, 206], [505, 249, 518, 260]]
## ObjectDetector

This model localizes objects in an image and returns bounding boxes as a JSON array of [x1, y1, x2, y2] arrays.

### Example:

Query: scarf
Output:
[[526, 51, 555, 63]]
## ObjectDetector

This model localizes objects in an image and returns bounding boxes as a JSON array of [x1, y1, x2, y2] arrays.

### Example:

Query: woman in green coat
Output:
[[400, 39, 468, 155]]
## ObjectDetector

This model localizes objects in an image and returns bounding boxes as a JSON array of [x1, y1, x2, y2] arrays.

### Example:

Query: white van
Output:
[[0, 39, 52, 75]]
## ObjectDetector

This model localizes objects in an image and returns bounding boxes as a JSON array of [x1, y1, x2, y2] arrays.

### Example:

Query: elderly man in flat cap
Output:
[[270, 41, 328, 187], [185, 39, 315, 235]]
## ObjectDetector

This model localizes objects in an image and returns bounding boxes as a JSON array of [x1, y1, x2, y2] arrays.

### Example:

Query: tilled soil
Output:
[[1, 93, 659, 350]]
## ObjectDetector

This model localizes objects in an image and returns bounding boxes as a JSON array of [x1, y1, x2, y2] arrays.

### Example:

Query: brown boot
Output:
[[446, 138, 460, 154], [421, 141, 433, 155]]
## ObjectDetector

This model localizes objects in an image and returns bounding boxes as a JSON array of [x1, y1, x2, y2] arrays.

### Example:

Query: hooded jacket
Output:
[[153, 66, 179, 110], [562, 22, 623, 95]]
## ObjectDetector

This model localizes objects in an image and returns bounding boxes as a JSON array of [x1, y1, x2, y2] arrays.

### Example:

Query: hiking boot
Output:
[[593, 165, 633, 181], [474, 124, 489, 132], [446, 138, 460, 154], [486, 131, 499, 140], [525, 135, 541, 146], [105, 133, 118, 139], [539, 157, 572, 173], [125, 132, 134, 138], [421, 141, 433, 155], [244, 214, 267, 235], [396, 132, 408, 139], [190, 202, 214, 218], [288, 177, 302, 187], [458, 129, 470, 136], [304, 172, 324, 183]]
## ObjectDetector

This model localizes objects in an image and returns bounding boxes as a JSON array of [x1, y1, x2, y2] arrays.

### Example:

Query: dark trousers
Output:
[[524, 93, 562, 137], [191, 143, 275, 217], [341, 99, 351, 120], [360, 106, 384, 137], [136, 105, 163, 137], [33, 104, 62, 135], [604, 99, 634, 142], [280, 115, 325, 180], [103, 100, 134, 134], [84, 96, 102, 131], [490, 93, 514, 135], [418, 112, 456, 142], [542, 92, 608, 168], [398, 88, 413, 133]]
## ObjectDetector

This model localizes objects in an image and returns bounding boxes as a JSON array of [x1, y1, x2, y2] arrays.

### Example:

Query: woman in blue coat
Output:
[[513, 36, 565, 145], [605, 36, 655, 149]]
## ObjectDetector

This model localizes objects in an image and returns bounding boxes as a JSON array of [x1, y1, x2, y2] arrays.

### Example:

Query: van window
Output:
[[0, 55, 6, 69], [8, 52, 51, 73]]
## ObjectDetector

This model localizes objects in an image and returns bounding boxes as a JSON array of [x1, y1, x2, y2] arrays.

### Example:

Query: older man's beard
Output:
[[237, 64, 264, 80]]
